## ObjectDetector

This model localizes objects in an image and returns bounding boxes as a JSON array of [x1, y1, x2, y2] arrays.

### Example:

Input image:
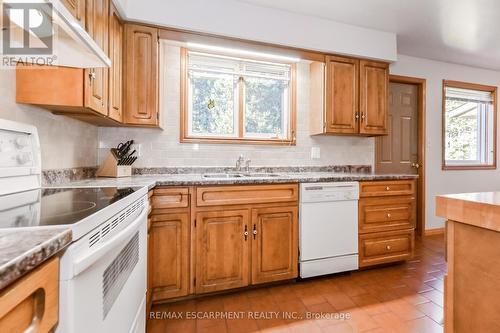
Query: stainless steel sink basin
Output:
[[202, 173, 245, 179], [202, 172, 282, 179], [243, 173, 281, 178]]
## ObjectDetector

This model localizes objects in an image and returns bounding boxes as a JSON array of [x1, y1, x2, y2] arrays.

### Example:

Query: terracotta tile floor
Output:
[[148, 234, 445, 333]]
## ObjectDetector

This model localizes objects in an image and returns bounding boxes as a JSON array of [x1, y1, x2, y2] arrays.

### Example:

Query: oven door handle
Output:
[[72, 207, 147, 276]]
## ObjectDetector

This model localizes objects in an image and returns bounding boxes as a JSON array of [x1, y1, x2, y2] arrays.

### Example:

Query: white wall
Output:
[[391, 54, 500, 230], [98, 43, 374, 168], [120, 0, 397, 62], [0, 69, 98, 170]]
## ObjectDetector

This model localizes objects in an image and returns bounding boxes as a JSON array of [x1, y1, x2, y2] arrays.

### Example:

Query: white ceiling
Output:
[[237, 0, 500, 70]]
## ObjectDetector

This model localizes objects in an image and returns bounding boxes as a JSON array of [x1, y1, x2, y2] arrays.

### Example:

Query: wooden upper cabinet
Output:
[[123, 24, 159, 126], [251, 206, 298, 284], [324, 56, 359, 134], [108, 3, 123, 122], [195, 210, 250, 294], [359, 60, 389, 135], [84, 0, 109, 115], [61, 0, 85, 26], [310, 56, 389, 136], [150, 213, 189, 301]]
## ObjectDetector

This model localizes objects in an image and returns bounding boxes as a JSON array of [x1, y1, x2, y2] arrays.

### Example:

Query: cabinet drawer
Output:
[[359, 229, 414, 267], [196, 184, 298, 207], [360, 180, 415, 197], [0, 257, 59, 333], [359, 196, 415, 233], [152, 188, 189, 209]]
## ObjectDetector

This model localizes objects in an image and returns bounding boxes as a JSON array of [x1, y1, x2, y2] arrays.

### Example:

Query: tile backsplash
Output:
[[98, 43, 374, 168], [1, 69, 98, 170]]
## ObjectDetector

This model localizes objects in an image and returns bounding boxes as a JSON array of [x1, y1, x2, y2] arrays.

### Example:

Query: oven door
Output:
[[57, 204, 147, 333]]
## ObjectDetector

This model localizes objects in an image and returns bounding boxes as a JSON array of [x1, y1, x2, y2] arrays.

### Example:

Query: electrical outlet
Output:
[[311, 147, 321, 159]]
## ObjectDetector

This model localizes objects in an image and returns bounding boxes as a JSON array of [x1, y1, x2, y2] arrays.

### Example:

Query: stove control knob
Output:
[[17, 153, 31, 165], [15, 137, 29, 148]]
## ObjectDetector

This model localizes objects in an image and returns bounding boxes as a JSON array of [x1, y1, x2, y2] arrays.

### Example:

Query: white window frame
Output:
[[442, 81, 497, 170], [181, 48, 296, 145]]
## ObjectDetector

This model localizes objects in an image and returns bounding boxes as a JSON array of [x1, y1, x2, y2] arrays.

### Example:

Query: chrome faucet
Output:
[[235, 155, 245, 171], [244, 159, 251, 173]]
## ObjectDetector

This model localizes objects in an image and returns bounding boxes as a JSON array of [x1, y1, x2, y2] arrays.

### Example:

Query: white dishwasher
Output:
[[299, 182, 359, 278]]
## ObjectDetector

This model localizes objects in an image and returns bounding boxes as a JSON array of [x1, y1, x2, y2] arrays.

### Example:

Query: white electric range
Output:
[[0, 119, 148, 333]]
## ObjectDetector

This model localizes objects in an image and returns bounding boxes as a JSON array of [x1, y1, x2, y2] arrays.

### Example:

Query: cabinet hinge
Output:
[[194, 219, 196, 227], [193, 278, 196, 286]]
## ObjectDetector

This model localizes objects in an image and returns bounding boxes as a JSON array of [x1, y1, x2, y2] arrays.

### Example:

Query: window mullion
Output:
[[238, 76, 244, 139]]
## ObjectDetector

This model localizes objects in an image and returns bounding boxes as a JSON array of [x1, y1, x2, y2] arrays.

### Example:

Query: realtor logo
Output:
[[2, 2, 55, 67]]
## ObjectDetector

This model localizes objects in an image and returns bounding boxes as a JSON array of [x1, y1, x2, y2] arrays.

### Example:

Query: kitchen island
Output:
[[436, 192, 500, 333]]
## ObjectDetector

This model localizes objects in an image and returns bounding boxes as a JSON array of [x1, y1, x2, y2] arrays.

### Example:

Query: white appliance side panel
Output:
[[300, 254, 358, 278], [300, 200, 358, 261], [57, 219, 147, 333]]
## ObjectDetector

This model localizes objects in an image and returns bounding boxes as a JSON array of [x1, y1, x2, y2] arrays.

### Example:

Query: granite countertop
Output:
[[47, 172, 418, 189], [436, 192, 500, 233], [0, 227, 71, 290]]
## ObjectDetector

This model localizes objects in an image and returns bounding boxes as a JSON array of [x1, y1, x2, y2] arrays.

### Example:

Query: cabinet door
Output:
[[61, 0, 85, 26], [324, 56, 359, 134], [150, 213, 189, 301], [123, 24, 159, 126], [195, 210, 250, 294], [359, 60, 389, 135], [108, 3, 123, 122], [251, 206, 298, 284], [84, 0, 109, 115]]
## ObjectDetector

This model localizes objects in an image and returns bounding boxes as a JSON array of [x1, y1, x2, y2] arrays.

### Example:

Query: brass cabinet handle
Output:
[[252, 224, 257, 240], [244, 225, 248, 241], [355, 112, 360, 120]]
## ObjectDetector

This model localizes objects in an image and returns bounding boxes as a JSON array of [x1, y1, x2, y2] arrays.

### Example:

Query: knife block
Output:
[[96, 152, 132, 178]]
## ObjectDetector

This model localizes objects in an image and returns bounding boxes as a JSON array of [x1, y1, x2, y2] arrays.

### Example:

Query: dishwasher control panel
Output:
[[300, 182, 359, 202]]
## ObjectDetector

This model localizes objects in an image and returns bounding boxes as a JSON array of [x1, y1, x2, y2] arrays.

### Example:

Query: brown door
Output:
[[150, 213, 189, 301], [195, 210, 250, 294], [84, 0, 109, 115], [359, 60, 389, 135], [251, 206, 298, 284], [324, 56, 359, 134], [123, 24, 159, 126], [375, 82, 419, 174], [108, 3, 123, 122]]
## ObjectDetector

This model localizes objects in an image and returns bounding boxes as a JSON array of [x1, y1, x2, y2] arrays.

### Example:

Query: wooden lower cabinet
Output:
[[148, 184, 298, 298], [358, 180, 416, 268], [359, 229, 414, 267], [195, 210, 250, 294], [150, 212, 190, 301], [251, 206, 298, 284], [0, 257, 59, 333]]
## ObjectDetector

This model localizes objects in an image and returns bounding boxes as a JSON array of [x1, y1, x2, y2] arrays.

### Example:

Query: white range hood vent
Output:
[[1, 0, 111, 68]]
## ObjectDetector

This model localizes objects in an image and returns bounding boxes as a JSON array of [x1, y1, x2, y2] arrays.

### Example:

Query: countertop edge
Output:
[[0, 228, 72, 290], [436, 194, 500, 233]]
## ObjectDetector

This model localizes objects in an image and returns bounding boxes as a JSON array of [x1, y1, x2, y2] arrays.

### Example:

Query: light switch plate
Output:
[[311, 147, 321, 159]]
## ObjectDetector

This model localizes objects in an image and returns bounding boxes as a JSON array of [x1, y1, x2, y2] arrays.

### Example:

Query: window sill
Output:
[[442, 164, 497, 171], [180, 136, 296, 146]]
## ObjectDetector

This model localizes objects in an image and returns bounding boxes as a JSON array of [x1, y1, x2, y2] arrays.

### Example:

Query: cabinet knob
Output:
[[355, 113, 360, 119], [89, 71, 96, 80], [386, 245, 392, 250], [386, 186, 390, 191], [387, 213, 391, 218]]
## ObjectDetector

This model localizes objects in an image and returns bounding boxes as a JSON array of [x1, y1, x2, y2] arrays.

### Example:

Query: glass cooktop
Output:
[[0, 187, 142, 229]]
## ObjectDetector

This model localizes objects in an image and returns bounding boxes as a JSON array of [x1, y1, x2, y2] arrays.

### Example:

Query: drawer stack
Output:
[[358, 180, 416, 267]]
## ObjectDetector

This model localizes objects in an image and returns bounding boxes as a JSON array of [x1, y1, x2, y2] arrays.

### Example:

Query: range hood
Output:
[[1, 0, 111, 68]]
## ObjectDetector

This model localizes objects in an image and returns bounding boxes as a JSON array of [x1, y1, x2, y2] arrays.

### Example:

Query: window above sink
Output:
[[181, 49, 297, 145]]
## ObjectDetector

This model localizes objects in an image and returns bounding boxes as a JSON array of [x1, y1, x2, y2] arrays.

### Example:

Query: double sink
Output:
[[202, 172, 282, 179]]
